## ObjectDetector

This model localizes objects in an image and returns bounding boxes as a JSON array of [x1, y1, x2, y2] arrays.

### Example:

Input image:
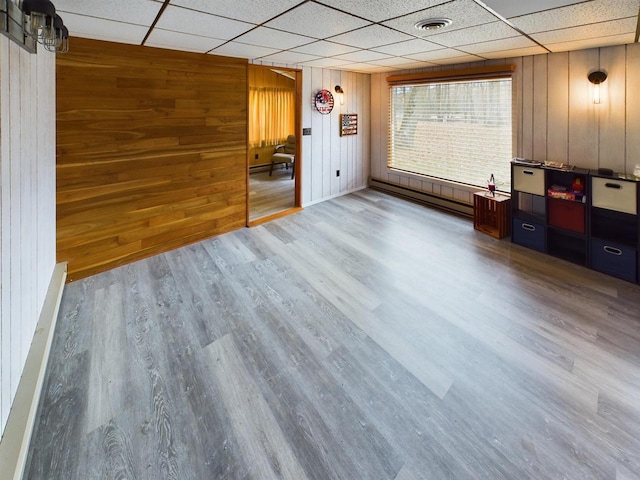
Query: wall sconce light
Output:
[[335, 85, 344, 105], [0, 0, 68, 53], [588, 70, 607, 104]]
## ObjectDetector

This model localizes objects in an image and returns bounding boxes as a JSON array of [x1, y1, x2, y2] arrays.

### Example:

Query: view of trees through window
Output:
[[389, 78, 512, 191]]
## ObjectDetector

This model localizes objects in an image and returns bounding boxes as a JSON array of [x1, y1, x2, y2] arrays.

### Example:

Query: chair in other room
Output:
[[269, 135, 295, 179]]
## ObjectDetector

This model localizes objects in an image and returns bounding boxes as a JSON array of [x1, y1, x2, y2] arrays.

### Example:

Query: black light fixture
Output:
[[23, 0, 55, 37], [335, 85, 344, 105], [0, 0, 68, 53], [43, 13, 67, 52], [588, 70, 607, 104]]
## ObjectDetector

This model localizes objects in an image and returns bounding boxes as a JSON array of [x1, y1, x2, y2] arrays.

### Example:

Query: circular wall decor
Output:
[[314, 89, 334, 115]]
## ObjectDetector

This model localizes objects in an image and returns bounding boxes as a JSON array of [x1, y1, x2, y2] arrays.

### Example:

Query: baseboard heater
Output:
[[368, 178, 474, 218]]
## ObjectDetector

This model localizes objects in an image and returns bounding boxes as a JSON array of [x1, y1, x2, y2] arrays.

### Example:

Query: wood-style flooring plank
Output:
[[26, 189, 640, 480]]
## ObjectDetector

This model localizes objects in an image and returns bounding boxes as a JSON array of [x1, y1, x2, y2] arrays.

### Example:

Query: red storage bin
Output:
[[548, 198, 585, 234]]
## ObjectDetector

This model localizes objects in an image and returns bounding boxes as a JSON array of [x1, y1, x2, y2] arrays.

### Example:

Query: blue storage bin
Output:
[[590, 238, 637, 283], [512, 219, 545, 252]]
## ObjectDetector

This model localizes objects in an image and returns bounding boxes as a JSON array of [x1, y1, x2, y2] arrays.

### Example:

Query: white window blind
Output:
[[389, 77, 512, 191]]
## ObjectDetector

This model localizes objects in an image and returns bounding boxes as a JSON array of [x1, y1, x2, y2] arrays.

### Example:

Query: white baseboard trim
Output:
[[0, 262, 67, 480], [301, 185, 367, 208]]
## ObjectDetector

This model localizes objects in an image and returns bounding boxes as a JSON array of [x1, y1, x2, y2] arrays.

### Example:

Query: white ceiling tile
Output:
[[334, 50, 393, 63], [404, 48, 481, 62], [146, 29, 226, 53], [510, 0, 640, 33], [435, 54, 487, 65], [170, 0, 301, 25], [545, 33, 637, 52], [54, 0, 161, 25], [63, 13, 150, 44], [209, 41, 280, 59], [338, 63, 400, 73], [327, 24, 414, 49], [265, 2, 371, 39], [155, 5, 254, 39], [383, 0, 499, 38], [317, 0, 452, 22], [428, 21, 521, 47], [368, 56, 429, 67], [233, 27, 315, 50], [258, 51, 322, 65], [372, 38, 442, 56], [461, 36, 538, 54], [479, 0, 585, 19], [394, 61, 441, 70], [533, 17, 637, 45], [299, 57, 354, 68], [479, 46, 549, 59], [54, 0, 640, 72], [291, 41, 359, 57]]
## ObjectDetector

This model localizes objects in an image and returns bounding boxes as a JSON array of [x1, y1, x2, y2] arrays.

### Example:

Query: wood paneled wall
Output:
[[57, 38, 248, 281], [300, 67, 370, 206], [370, 43, 640, 205], [0, 38, 56, 436]]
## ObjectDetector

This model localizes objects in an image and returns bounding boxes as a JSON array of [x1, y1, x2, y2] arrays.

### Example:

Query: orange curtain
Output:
[[249, 87, 295, 148]]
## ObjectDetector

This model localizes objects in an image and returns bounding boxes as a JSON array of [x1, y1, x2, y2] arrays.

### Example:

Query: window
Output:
[[389, 75, 512, 191]]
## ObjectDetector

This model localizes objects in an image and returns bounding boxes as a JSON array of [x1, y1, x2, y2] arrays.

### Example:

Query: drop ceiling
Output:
[[54, 0, 640, 72]]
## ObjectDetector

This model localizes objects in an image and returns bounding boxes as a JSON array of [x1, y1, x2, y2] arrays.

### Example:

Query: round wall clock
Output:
[[314, 89, 334, 115]]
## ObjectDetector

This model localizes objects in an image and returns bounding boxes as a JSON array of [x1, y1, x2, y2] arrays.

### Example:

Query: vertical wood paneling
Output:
[[532, 55, 548, 162], [321, 69, 332, 199], [9, 42, 22, 410], [301, 67, 313, 206], [380, 79, 390, 182], [310, 68, 324, 202], [282, 66, 368, 206], [599, 46, 627, 172], [521, 57, 534, 159], [0, 38, 56, 437], [331, 70, 341, 195], [512, 56, 524, 159], [625, 43, 640, 174], [547, 52, 570, 163], [56, 38, 248, 280], [361, 72, 371, 186], [370, 74, 382, 180], [0, 35, 10, 434], [568, 49, 599, 169]]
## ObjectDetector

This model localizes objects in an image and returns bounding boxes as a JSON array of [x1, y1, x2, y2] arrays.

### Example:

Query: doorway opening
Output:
[[247, 65, 302, 224]]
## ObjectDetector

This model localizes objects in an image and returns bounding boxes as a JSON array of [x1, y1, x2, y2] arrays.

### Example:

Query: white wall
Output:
[[370, 42, 640, 205], [0, 37, 57, 438], [251, 61, 371, 206]]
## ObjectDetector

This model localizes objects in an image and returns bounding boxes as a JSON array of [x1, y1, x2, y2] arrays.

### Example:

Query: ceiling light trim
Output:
[[415, 18, 453, 31]]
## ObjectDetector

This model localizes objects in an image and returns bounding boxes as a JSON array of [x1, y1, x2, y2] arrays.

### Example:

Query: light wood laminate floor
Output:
[[249, 169, 295, 220], [26, 189, 640, 479]]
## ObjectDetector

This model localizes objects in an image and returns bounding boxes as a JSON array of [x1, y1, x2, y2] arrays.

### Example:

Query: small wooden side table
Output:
[[473, 191, 511, 239]]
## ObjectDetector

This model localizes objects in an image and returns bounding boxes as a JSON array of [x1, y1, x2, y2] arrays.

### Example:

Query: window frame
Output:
[[387, 65, 516, 193]]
